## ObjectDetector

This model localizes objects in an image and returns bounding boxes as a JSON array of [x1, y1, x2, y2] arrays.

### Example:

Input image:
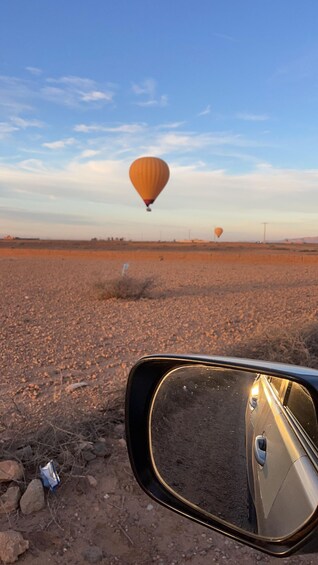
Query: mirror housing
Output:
[[125, 354, 318, 557]]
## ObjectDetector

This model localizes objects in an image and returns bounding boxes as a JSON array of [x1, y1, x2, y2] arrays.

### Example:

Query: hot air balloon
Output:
[[214, 227, 223, 239], [129, 157, 170, 211]]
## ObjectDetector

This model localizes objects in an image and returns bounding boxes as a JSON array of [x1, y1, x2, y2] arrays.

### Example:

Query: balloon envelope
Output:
[[129, 157, 170, 210], [214, 227, 223, 238]]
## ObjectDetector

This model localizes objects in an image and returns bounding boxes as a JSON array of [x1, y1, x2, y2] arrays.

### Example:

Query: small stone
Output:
[[82, 545, 103, 563], [66, 382, 89, 393], [114, 423, 125, 437], [13, 446, 33, 462], [77, 440, 94, 452], [0, 461, 24, 483], [0, 486, 21, 514], [82, 450, 96, 462], [0, 530, 29, 564], [118, 438, 126, 448], [86, 475, 98, 488], [58, 449, 75, 471], [146, 504, 154, 511], [20, 479, 45, 515], [92, 442, 112, 458]]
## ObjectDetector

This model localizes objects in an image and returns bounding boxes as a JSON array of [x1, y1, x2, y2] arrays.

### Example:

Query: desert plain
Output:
[[1, 239, 318, 564]]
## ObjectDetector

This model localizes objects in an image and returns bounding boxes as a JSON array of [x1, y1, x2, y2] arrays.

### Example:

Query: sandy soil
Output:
[[151, 367, 255, 531], [1, 242, 318, 564]]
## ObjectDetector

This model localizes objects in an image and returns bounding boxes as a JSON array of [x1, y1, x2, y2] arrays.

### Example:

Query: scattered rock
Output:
[[0, 530, 29, 564], [114, 423, 125, 437], [77, 440, 94, 452], [58, 449, 75, 471], [82, 545, 103, 563], [0, 486, 21, 514], [0, 461, 24, 483], [86, 475, 98, 488], [13, 445, 33, 462], [66, 382, 89, 393], [20, 479, 45, 515], [92, 442, 112, 458], [118, 438, 127, 448], [82, 450, 96, 462]]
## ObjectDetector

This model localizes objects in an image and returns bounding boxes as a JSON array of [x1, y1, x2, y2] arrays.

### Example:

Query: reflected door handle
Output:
[[249, 398, 257, 409], [254, 435, 267, 466]]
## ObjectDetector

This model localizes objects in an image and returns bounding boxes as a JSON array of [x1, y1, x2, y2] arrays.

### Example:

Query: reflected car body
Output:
[[246, 373, 318, 537]]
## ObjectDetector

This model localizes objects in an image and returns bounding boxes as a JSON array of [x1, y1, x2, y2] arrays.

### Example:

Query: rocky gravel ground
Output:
[[1, 247, 318, 564]]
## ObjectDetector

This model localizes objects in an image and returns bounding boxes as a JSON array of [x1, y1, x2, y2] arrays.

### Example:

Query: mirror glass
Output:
[[150, 365, 318, 539]]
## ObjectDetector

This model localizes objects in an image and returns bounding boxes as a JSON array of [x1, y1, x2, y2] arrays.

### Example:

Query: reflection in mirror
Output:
[[150, 365, 318, 539]]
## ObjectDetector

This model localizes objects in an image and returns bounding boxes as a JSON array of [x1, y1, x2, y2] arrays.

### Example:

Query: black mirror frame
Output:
[[125, 354, 318, 557]]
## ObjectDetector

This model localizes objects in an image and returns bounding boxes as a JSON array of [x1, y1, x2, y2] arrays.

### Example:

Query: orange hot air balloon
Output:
[[214, 227, 223, 239], [129, 156, 170, 211]]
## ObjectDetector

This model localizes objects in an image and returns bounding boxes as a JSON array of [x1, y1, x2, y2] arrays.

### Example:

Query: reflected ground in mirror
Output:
[[150, 365, 255, 532]]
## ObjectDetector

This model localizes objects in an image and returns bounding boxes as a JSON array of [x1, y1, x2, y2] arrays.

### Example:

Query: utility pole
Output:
[[262, 222, 268, 243]]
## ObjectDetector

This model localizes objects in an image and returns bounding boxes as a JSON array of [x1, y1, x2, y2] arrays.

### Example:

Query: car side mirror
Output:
[[126, 355, 318, 557]]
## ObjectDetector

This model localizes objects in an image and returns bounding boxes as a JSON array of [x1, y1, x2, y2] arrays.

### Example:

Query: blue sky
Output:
[[1, 1, 318, 241]]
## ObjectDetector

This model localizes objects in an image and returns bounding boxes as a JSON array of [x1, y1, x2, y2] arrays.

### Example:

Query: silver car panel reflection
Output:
[[246, 374, 318, 537]]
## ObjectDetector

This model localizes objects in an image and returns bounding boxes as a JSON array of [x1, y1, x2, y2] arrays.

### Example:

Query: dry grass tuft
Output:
[[94, 275, 155, 300], [227, 321, 318, 369], [1, 395, 125, 483]]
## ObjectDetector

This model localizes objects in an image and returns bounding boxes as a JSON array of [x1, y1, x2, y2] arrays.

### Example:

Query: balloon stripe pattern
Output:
[[129, 157, 170, 210]]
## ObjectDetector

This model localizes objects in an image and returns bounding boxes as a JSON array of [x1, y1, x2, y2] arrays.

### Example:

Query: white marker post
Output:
[[122, 263, 129, 276]]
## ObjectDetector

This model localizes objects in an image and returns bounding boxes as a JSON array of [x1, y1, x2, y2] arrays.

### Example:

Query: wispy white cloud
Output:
[[0, 116, 44, 139], [81, 91, 112, 102], [156, 122, 185, 129], [43, 137, 76, 150], [137, 95, 168, 107], [11, 116, 44, 128], [0, 122, 19, 135], [143, 130, 262, 156], [0, 75, 34, 114], [74, 122, 146, 134], [132, 79, 168, 107], [79, 149, 101, 159], [25, 66, 42, 76], [17, 159, 48, 172], [198, 105, 211, 116], [42, 75, 115, 107], [132, 79, 156, 97], [70, 124, 267, 164], [212, 32, 236, 42], [271, 48, 318, 82], [236, 112, 269, 122]]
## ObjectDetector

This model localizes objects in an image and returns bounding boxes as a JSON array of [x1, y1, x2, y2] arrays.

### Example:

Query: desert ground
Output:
[[1, 240, 318, 564]]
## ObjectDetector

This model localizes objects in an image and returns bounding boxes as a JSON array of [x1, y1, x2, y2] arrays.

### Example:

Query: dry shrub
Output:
[[227, 321, 318, 369], [94, 275, 155, 300], [1, 396, 125, 483]]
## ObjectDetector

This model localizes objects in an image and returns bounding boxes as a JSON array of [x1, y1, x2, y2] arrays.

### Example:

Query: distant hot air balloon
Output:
[[129, 156, 170, 211], [214, 227, 223, 239]]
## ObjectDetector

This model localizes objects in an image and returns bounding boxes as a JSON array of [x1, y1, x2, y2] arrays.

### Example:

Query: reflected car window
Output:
[[269, 376, 285, 400], [285, 383, 318, 448]]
